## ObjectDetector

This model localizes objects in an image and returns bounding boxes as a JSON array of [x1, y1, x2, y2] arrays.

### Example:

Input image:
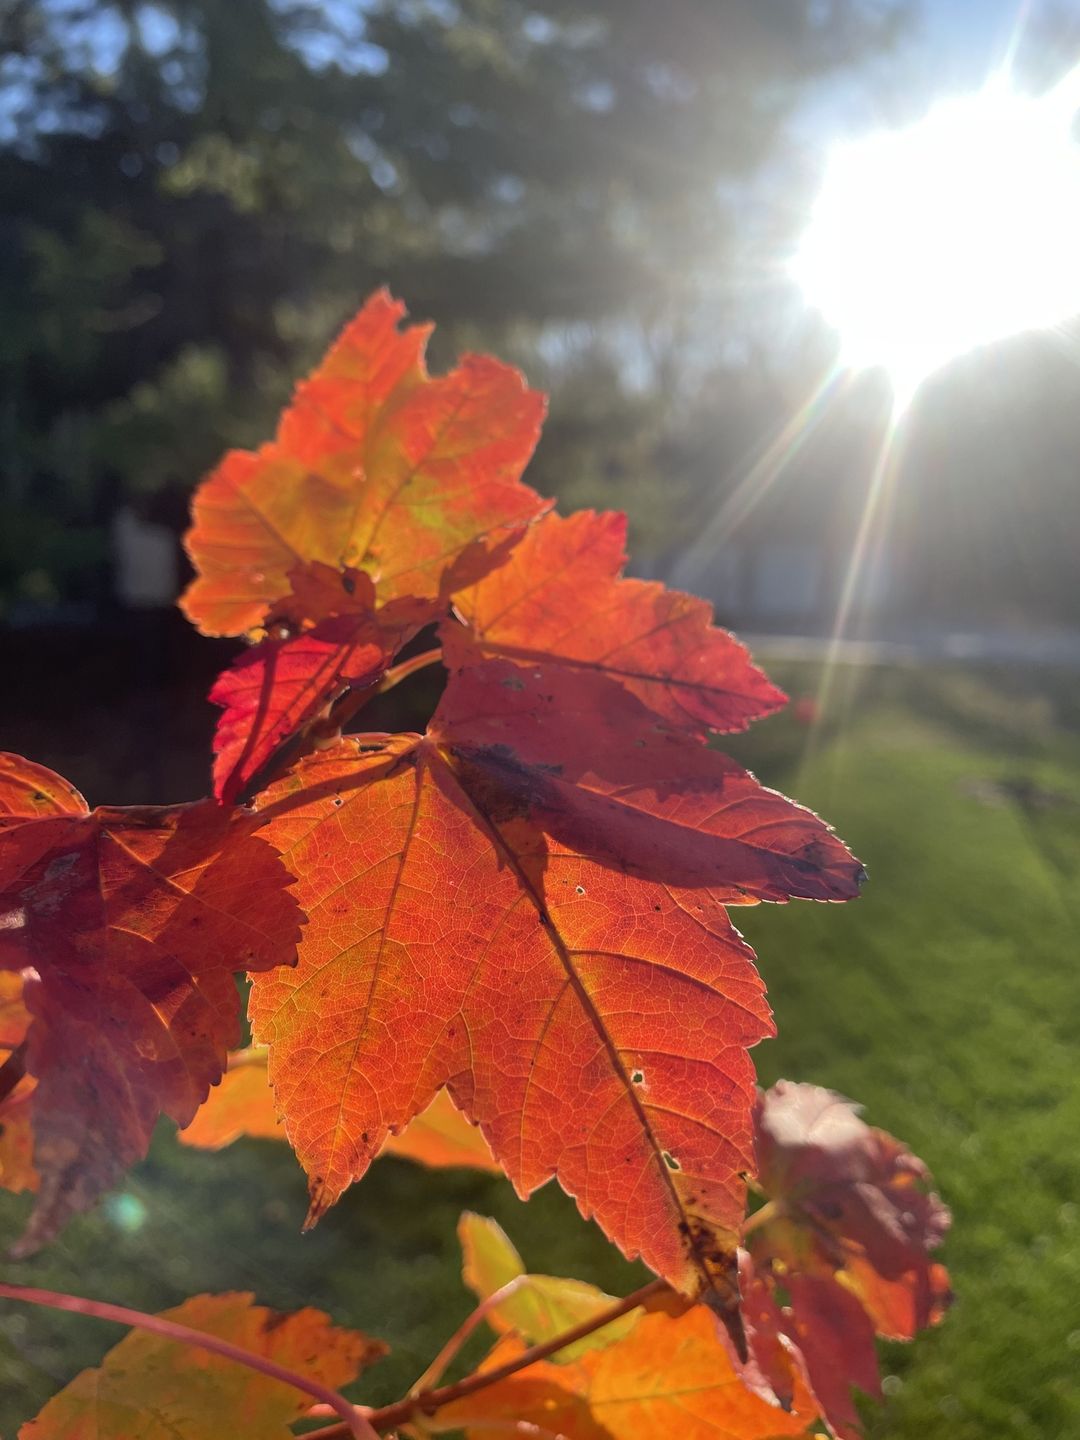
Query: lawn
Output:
[[2, 659, 1079, 1438]]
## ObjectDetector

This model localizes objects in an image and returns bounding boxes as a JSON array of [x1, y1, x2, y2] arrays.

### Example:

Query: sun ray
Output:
[[799, 401, 910, 775], [670, 362, 846, 593]]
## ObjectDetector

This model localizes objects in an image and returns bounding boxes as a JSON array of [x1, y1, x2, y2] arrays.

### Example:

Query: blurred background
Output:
[[1, 3, 1079, 1437]]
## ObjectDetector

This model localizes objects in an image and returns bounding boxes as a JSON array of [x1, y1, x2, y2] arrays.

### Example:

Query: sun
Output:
[[793, 66, 1080, 406]]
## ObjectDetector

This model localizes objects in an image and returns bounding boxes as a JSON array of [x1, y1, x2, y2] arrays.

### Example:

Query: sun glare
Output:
[[794, 65, 1080, 405]]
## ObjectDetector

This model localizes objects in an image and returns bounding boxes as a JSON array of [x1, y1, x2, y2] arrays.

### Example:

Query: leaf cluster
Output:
[[0, 292, 947, 1439]]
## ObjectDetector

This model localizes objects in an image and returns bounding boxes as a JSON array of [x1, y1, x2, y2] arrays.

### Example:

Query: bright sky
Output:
[[925, 0, 1039, 81], [799, 0, 1062, 139]]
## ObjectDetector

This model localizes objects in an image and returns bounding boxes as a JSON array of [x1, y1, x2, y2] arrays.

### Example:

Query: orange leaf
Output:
[[180, 1052, 499, 1174], [182, 290, 548, 637], [382, 1089, 501, 1173], [438, 1303, 818, 1440], [451, 509, 785, 736], [0, 753, 88, 817], [176, 1049, 287, 1149], [20, 1291, 384, 1439], [0, 970, 36, 1194], [0, 755, 302, 1252], [248, 660, 861, 1337]]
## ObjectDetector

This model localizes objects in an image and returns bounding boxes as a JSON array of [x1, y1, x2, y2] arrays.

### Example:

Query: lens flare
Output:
[[794, 64, 1080, 405]]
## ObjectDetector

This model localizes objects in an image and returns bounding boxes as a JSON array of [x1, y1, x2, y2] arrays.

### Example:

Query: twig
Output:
[[0, 1282, 378, 1440], [318, 646, 443, 740], [407, 1276, 527, 1397], [239, 646, 445, 805], [741, 1198, 782, 1238], [305, 1277, 667, 1438]]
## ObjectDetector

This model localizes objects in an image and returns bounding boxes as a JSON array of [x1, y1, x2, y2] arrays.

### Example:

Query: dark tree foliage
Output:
[[0, 0, 903, 609]]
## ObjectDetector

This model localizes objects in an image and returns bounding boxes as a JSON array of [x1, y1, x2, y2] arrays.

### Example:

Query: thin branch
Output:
[[306, 1277, 668, 1438], [408, 1276, 527, 1397], [317, 646, 443, 740], [240, 645, 445, 804], [741, 1198, 783, 1238], [0, 1041, 27, 1105], [378, 647, 444, 696], [0, 1282, 379, 1440]]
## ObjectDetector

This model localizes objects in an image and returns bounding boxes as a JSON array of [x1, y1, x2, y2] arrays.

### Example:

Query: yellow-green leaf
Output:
[[459, 1212, 638, 1362]]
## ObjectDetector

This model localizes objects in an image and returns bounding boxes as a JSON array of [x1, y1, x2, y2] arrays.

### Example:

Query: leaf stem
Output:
[[377, 646, 444, 696], [0, 1041, 27, 1105], [0, 1282, 379, 1440], [320, 646, 444, 740], [741, 1198, 783, 1237], [407, 1276, 527, 1397], [306, 1277, 667, 1438]]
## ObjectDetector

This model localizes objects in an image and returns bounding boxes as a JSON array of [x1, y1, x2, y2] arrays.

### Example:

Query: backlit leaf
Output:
[[0, 755, 302, 1252], [182, 290, 547, 637], [20, 1291, 384, 1440], [745, 1082, 951, 1437], [459, 1212, 636, 1361], [176, 1048, 287, 1149], [381, 1089, 501, 1173], [248, 658, 861, 1335], [752, 1081, 951, 1334], [451, 509, 785, 736], [0, 970, 36, 1194], [179, 1052, 500, 1173], [438, 1302, 818, 1440], [208, 587, 436, 803]]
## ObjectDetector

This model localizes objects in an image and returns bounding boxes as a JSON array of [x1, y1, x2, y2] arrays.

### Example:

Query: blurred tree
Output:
[[0, 0, 905, 612]]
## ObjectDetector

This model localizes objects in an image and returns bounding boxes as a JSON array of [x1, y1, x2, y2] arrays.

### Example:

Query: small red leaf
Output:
[[753, 1080, 951, 1329], [452, 509, 785, 736], [209, 594, 435, 804], [0, 755, 303, 1251], [745, 1081, 951, 1437]]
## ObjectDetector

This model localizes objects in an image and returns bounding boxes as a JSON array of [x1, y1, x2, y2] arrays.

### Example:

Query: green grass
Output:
[[2, 660, 1079, 1437]]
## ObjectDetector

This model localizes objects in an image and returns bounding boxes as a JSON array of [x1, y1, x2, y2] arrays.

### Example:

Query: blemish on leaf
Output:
[[662, 1151, 681, 1171]]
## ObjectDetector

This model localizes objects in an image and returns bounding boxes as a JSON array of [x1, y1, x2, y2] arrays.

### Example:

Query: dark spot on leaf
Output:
[[662, 1151, 681, 1171]]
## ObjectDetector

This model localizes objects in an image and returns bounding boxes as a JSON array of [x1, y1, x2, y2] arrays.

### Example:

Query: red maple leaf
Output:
[[0, 754, 302, 1253], [744, 1081, 951, 1437], [208, 563, 438, 803], [451, 509, 785, 735], [246, 653, 862, 1339]]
